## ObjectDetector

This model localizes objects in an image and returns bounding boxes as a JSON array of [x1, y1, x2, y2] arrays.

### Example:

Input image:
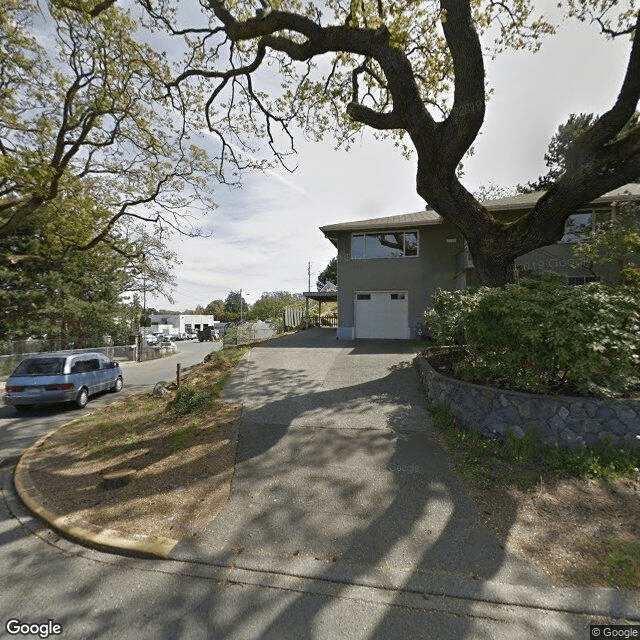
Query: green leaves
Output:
[[425, 277, 640, 397]]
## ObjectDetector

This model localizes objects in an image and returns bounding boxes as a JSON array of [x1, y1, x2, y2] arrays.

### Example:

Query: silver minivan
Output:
[[4, 352, 123, 411]]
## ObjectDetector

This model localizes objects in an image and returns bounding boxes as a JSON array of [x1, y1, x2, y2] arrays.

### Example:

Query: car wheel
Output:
[[75, 387, 89, 409], [111, 376, 123, 393]]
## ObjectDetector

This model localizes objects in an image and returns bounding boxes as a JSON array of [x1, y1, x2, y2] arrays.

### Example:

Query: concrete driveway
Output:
[[172, 328, 550, 593]]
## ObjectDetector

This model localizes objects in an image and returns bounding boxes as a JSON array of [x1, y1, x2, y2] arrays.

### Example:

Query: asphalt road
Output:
[[0, 340, 219, 463]]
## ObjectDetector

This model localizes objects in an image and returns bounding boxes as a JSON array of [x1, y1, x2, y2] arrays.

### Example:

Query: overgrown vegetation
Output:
[[424, 276, 640, 397], [427, 401, 640, 588], [427, 402, 640, 487]]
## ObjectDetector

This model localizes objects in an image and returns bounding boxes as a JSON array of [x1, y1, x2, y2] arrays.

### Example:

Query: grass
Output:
[[39, 345, 251, 461], [427, 400, 640, 589], [426, 401, 640, 486], [576, 537, 640, 589]]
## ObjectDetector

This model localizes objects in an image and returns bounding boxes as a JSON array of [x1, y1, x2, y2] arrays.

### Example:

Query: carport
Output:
[[303, 289, 338, 328]]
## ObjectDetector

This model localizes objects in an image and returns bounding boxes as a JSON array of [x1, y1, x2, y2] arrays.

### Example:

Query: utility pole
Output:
[[240, 288, 243, 322], [305, 262, 310, 329]]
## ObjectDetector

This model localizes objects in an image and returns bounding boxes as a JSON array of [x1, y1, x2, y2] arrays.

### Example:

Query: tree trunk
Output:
[[469, 250, 517, 287]]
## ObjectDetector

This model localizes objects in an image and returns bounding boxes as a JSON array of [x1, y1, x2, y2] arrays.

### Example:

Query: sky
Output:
[[148, 3, 634, 311]]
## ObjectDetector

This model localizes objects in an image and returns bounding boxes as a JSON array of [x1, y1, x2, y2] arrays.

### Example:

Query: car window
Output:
[[99, 354, 114, 369], [14, 358, 66, 376], [87, 358, 100, 371], [70, 359, 88, 374]]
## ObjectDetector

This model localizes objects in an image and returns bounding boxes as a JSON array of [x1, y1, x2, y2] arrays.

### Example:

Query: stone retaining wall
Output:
[[415, 353, 640, 449]]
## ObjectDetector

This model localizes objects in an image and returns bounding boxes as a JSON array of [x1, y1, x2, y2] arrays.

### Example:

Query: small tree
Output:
[[572, 203, 640, 285]]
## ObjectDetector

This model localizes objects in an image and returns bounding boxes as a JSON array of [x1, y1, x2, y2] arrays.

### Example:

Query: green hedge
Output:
[[424, 276, 640, 397]]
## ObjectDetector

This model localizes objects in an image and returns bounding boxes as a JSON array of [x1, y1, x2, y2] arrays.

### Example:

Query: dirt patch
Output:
[[21, 354, 245, 543], [425, 349, 640, 588], [456, 458, 640, 587]]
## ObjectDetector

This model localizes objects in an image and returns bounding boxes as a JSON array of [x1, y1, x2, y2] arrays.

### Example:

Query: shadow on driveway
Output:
[[169, 328, 553, 638]]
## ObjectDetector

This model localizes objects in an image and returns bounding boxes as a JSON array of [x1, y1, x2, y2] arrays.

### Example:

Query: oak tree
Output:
[[0, 0, 218, 271], [45, 0, 640, 286]]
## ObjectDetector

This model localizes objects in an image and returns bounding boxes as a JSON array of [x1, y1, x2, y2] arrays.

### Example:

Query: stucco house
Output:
[[319, 184, 640, 340]]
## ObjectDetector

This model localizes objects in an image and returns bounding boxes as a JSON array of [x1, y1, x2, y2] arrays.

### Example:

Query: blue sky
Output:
[[151, 6, 633, 311]]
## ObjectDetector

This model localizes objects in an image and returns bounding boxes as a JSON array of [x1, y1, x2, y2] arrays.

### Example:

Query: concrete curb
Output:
[[13, 421, 179, 559], [6, 460, 640, 622]]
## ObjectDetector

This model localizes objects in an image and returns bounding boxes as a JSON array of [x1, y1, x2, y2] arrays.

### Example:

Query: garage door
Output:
[[354, 291, 409, 339]]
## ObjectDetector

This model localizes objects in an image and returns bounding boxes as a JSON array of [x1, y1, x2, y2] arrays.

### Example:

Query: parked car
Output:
[[156, 336, 178, 353], [4, 352, 123, 411]]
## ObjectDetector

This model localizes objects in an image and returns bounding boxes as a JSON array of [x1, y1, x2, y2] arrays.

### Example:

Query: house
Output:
[[319, 184, 640, 340], [148, 314, 215, 336]]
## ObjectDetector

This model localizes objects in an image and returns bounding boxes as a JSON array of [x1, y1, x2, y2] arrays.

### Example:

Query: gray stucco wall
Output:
[[335, 222, 462, 338]]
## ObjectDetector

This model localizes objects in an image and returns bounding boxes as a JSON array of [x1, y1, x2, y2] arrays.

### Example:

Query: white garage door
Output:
[[354, 291, 409, 339]]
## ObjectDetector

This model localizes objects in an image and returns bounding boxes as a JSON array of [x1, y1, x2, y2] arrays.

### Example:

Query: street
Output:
[[0, 341, 219, 463]]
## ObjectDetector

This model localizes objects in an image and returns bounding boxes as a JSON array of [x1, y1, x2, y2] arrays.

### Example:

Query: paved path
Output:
[[173, 328, 550, 589]]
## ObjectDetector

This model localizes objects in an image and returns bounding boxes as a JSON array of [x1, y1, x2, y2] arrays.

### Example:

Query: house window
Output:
[[560, 212, 593, 244], [357, 293, 371, 300], [390, 293, 405, 300], [351, 231, 418, 259]]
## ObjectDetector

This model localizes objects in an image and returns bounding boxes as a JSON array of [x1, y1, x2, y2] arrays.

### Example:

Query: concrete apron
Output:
[[171, 328, 551, 594]]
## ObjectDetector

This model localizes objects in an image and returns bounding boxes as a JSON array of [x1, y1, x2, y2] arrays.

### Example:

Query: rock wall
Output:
[[415, 354, 640, 449]]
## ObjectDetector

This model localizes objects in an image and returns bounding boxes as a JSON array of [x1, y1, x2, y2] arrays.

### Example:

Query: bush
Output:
[[172, 384, 212, 415], [424, 277, 640, 397]]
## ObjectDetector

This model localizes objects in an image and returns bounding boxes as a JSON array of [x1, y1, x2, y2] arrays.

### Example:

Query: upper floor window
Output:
[[351, 231, 418, 259], [558, 208, 617, 244]]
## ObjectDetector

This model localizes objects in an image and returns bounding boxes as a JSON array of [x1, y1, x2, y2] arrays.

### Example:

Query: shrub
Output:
[[172, 384, 212, 415], [424, 277, 640, 397]]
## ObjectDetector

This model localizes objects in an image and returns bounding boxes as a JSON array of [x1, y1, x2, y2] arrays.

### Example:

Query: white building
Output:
[[148, 314, 215, 336]]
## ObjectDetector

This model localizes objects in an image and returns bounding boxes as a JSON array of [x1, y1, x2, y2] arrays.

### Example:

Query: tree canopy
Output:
[[317, 258, 337, 290], [9, 0, 640, 287], [224, 290, 249, 315], [0, 0, 221, 312], [250, 291, 304, 319]]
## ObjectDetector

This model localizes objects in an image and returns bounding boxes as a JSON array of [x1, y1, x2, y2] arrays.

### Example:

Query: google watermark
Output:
[[591, 625, 640, 638], [5, 619, 63, 638]]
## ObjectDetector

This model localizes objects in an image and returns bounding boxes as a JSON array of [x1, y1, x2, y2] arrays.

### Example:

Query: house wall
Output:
[[516, 243, 623, 283], [335, 222, 462, 339]]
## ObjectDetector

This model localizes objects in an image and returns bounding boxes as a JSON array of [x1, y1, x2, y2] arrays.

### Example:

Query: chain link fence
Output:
[[222, 321, 278, 347]]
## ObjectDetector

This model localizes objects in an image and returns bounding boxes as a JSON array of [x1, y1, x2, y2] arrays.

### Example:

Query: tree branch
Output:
[[438, 0, 486, 172], [567, 13, 640, 166]]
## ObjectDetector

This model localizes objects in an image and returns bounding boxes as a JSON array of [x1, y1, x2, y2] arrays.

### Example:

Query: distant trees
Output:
[[220, 291, 249, 321], [205, 300, 225, 317], [518, 113, 640, 194], [250, 292, 305, 320], [317, 258, 337, 290]]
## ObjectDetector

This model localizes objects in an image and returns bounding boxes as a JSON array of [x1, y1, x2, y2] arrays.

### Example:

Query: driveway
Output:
[[172, 328, 550, 593]]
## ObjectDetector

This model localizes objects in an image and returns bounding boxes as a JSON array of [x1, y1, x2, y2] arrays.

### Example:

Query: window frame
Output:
[[350, 230, 419, 259]]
